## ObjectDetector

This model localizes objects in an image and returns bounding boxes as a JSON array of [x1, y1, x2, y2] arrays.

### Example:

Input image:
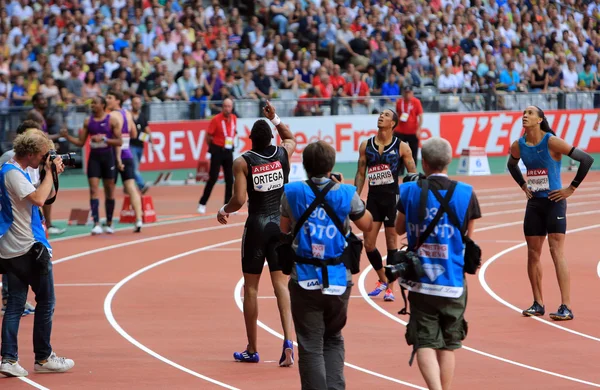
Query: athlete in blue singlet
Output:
[[61, 96, 123, 235], [507, 105, 594, 321], [106, 90, 143, 233]]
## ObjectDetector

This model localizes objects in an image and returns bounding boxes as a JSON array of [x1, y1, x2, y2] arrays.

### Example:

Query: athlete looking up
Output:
[[217, 101, 297, 366], [61, 96, 122, 235], [355, 109, 417, 301], [507, 105, 594, 321]]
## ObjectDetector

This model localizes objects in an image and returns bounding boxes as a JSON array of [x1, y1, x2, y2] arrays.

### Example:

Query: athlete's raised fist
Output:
[[263, 100, 276, 120]]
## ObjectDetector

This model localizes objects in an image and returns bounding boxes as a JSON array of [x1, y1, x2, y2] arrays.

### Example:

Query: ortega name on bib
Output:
[[368, 164, 394, 186], [252, 161, 284, 192], [526, 168, 550, 192]]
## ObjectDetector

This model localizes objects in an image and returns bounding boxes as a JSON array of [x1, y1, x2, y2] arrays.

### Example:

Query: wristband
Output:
[[271, 114, 281, 126], [218, 205, 228, 216], [570, 180, 580, 189]]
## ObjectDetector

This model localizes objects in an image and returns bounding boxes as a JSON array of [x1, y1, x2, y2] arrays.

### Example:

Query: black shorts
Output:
[[116, 158, 135, 183], [87, 151, 116, 180], [241, 214, 282, 274], [366, 193, 398, 228], [524, 197, 567, 236]]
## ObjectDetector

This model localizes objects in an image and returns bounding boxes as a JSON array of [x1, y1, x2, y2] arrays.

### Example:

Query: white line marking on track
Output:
[[597, 260, 600, 279], [359, 263, 600, 388], [17, 378, 50, 390], [104, 238, 243, 390], [55, 283, 117, 287], [233, 277, 427, 389], [479, 223, 600, 343], [482, 200, 600, 216]]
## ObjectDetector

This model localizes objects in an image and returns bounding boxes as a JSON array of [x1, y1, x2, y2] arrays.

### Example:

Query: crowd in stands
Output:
[[0, 0, 599, 115]]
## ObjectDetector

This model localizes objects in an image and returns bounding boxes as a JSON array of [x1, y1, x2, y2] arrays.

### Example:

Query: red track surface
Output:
[[2, 172, 600, 389]]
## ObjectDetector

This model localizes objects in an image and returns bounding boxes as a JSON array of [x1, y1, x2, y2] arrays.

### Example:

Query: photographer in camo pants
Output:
[[393, 137, 481, 390]]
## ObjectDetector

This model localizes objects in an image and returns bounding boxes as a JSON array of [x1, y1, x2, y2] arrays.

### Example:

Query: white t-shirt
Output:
[[0, 160, 41, 259]]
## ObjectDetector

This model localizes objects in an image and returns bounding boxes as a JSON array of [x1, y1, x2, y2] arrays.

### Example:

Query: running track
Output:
[[2, 172, 599, 389]]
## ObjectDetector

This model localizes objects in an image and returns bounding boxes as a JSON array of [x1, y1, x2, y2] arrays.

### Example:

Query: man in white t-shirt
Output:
[[0, 130, 75, 378]]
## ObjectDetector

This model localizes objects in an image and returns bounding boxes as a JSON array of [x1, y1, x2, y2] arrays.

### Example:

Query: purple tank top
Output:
[[120, 109, 133, 160], [88, 114, 113, 153]]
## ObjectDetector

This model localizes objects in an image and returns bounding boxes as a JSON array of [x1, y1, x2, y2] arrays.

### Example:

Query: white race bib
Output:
[[252, 161, 284, 192], [400, 112, 409, 122], [122, 134, 130, 150], [90, 140, 108, 149], [527, 168, 550, 192], [367, 164, 394, 186]]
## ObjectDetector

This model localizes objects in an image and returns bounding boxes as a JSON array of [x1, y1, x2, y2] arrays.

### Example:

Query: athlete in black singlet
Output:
[[355, 109, 417, 302], [217, 101, 297, 367]]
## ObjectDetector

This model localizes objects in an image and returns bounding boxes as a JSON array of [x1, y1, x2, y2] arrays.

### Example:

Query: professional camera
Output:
[[403, 172, 427, 183], [44, 150, 78, 168], [384, 249, 425, 283]]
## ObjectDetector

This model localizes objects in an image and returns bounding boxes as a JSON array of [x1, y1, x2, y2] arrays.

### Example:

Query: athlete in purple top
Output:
[[106, 90, 143, 232], [61, 96, 122, 235]]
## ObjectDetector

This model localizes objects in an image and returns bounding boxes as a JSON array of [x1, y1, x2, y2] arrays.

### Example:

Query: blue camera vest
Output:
[[518, 132, 562, 198], [399, 179, 472, 298], [284, 180, 355, 296], [0, 163, 52, 257]]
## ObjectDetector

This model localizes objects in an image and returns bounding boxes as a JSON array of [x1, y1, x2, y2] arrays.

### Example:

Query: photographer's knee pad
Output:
[[366, 249, 383, 271]]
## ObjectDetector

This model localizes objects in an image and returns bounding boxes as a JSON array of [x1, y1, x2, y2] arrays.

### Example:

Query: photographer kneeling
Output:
[[0, 130, 74, 378], [279, 141, 373, 389], [390, 137, 481, 390]]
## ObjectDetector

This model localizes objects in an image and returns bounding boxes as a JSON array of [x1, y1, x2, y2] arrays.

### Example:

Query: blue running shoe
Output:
[[549, 304, 574, 321], [522, 301, 545, 317], [383, 288, 395, 302], [233, 349, 259, 363], [368, 281, 388, 297], [279, 340, 294, 367]]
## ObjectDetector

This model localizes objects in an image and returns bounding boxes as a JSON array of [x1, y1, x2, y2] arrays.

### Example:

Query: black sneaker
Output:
[[549, 304, 574, 321], [522, 301, 545, 317]]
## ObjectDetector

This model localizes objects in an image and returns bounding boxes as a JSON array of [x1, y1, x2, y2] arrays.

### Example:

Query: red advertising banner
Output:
[[439, 109, 600, 157], [139, 120, 211, 170]]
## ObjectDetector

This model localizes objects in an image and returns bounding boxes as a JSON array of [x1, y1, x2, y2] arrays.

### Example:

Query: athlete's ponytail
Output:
[[535, 106, 556, 136]]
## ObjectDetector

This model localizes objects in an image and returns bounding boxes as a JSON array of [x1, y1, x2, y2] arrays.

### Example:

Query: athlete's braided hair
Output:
[[534, 106, 556, 136], [250, 119, 273, 150]]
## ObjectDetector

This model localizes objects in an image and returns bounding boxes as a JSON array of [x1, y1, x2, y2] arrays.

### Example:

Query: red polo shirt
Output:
[[208, 112, 238, 148], [395, 97, 423, 135]]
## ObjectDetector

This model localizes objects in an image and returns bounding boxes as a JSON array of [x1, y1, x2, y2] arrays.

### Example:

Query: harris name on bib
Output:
[[526, 168, 550, 192], [367, 164, 394, 186], [252, 161, 285, 192]]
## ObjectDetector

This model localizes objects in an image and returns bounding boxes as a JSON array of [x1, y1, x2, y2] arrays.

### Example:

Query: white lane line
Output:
[[478, 185, 600, 201], [597, 261, 600, 279], [104, 239, 243, 390], [479, 223, 600, 343], [255, 295, 364, 299], [358, 263, 600, 388], [17, 378, 50, 390], [482, 200, 600, 216], [232, 277, 427, 390]]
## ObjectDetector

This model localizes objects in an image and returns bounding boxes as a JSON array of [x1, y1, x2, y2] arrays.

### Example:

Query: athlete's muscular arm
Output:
[[263, 101, 296, 158], [507, 140, 532, 199], [548, 136, 595, 201], [218, 157, 248, 224], [400, 141, 417, 174], [126, 111, 138, 139], [108, 112, 124, 169], [354, 140, 368, 196], [60, 118, 89, 147]]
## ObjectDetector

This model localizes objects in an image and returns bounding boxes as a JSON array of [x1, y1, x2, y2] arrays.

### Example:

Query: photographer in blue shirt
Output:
[[279, 140, 373, 390], [393, 137, 481, 390]]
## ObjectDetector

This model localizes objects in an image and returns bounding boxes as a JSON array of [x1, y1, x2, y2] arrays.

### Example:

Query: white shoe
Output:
[[103, 225, 115, 234], [197, 204, 206, 214], [34, 352, 75, 373], [134, 220, 142, 233], [91, 225, 103, 235], [47, 226, 66, 235], [0, 360, 29, 377]]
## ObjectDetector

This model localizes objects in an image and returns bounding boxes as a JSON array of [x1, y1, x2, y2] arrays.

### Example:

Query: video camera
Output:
[[384, 249, 425, 283], [43, 150, 78, 168]]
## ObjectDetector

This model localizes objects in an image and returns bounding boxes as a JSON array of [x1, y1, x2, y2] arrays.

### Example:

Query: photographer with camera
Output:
[[390, 137, 481, 390], [0, 130, 75, 378], [279, 141, 373, 390]]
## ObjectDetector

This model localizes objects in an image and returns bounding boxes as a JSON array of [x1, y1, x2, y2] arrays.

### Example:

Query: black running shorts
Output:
[[116, 158, 135, 183], [87, 151, 116, 180], [241, 213, 283, 274], [366, 193, 398, 228], [524, 197, 567, 236]]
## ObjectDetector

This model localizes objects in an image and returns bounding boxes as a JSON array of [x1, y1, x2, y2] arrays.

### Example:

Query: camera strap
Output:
[[39, 163, 60, 205], [428, 182, 466, 238]]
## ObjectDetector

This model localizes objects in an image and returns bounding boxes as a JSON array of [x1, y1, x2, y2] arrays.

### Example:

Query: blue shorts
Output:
[[524, 198, 567, 236]]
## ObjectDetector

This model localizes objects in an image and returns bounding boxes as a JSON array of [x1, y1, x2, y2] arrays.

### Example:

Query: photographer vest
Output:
[[0, 163, 52, 257], [118, 109, 133, 160], [88, 114, 113, 154], [365, 135, 402, 195], [398, 179, 473, 298], [284, 180, 354, 296], [241, 145, 289, 216]]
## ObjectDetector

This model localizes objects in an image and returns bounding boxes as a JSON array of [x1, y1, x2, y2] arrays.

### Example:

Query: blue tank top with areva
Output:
[[398, 179, 473, 298], [0, 163, 52, 257], [284, 180, 355, 296], [119, 109, 133, 160], [518, 132, 562, 198], [88, 114, 113, 153]]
